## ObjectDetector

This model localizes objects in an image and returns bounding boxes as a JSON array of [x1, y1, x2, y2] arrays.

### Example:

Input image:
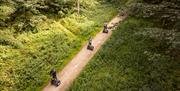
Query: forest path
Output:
[[42, 14, 127, 91]]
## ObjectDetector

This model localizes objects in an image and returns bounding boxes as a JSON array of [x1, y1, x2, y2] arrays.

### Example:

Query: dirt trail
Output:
[[42, 15, 126, 91]]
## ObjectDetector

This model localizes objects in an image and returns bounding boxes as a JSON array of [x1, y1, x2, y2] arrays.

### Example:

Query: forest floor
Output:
[[42, 15, 127, 91]]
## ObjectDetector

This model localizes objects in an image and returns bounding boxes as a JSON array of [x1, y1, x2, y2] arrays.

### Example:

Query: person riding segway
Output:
[[50, 68, 61, 87], [87, 37, 94, 50], [103, 22, 109, 33]]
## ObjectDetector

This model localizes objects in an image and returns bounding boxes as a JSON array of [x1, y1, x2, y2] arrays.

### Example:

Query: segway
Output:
[[103, 28, 109, 33], [87, 44, 94, 51], [51, 78, 61, 87]]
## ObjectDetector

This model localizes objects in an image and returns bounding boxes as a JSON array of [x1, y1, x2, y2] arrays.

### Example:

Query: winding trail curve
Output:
[[43, 15, 126, 91]]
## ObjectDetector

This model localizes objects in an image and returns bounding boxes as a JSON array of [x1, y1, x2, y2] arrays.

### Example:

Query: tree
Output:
[[77, 0, 80, 15]]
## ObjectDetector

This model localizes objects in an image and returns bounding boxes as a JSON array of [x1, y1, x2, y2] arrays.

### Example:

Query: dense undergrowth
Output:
[[1, 0, 179, 90], [69, 17, 179, 91], [0, 0, 118, 91], [69, 0, 179, 90]]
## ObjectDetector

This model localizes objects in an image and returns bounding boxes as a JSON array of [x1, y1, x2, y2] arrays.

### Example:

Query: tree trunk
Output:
[[77, 0, 80, 15]]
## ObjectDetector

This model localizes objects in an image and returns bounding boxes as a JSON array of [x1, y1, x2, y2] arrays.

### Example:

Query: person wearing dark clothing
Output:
[[89, 37, 92, 46], [103, 22, 109, 33], [104, 22, 108, 31], [50, 69, 57, 80], [50, 68, 61, 86], [87, 37, 94, 50]]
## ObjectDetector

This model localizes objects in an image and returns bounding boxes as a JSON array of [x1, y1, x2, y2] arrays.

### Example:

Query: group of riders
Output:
[[50, 22, 109, 87]]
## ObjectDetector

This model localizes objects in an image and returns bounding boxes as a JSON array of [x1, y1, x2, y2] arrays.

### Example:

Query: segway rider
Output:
[[89, 37, 92, 45], [87, 37, 94, 51], [104, 22, 108, 31], [50, 68, 57, 80], [50, 68, 61, 86], [103, 22, 109, 33]]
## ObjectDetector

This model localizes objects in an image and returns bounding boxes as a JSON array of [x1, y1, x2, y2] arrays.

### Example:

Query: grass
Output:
[[0, 2, 118, 91], [68, 18, 178, 91]]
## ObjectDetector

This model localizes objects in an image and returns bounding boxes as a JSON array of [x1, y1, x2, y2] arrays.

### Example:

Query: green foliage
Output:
[[0, 5, 15, 19], [129, 0, 180, 29], [128, 0, 180, 60], [0, 0, 105, 33], [69, 18, 178, 91], [0, 31, 23, 48], [0, 1, 118, 91]]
